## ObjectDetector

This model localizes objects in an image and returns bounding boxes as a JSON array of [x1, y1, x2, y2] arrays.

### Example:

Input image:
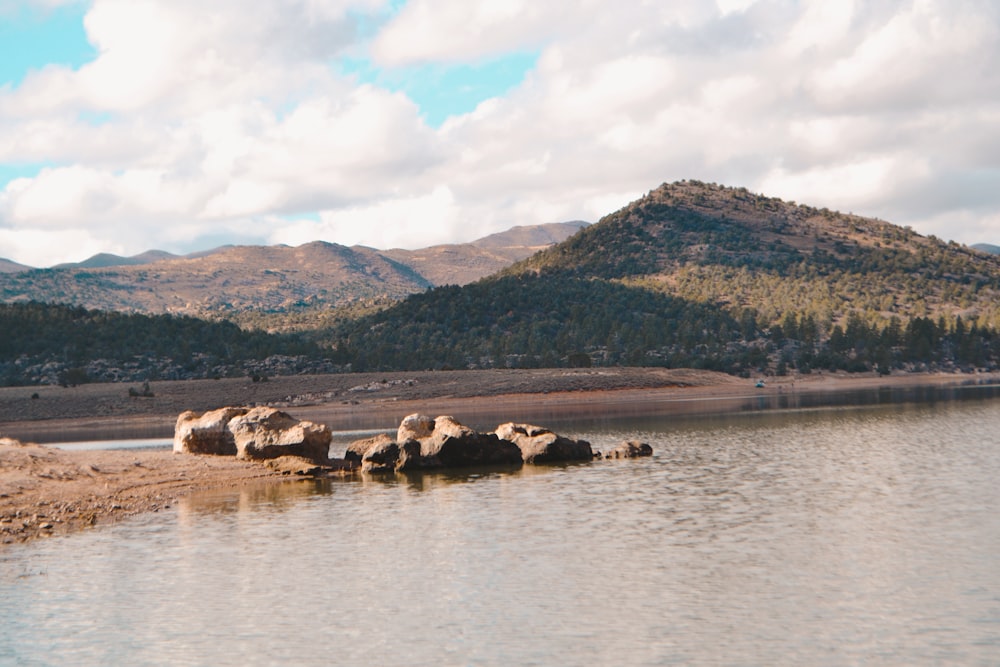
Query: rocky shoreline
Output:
[[1, 407, 652, 547]]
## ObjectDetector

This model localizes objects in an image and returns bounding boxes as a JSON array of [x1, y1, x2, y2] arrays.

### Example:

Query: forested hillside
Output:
[[330, 181, 1000, 375], [0, 302, 329, 386], [333, 274, 752, 372]]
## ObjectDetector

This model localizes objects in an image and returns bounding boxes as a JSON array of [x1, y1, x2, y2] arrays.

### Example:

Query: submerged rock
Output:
[[264, 455, 328, 476], [604, 441, 653, 459], [494, 423, 593, 464]]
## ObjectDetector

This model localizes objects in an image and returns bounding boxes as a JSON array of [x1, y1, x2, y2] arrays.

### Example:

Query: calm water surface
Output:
[[3, 399, 1000, 666]]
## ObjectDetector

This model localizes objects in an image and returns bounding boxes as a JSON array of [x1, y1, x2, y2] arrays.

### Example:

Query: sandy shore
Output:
[[2, 367, 998, 547], [0, 438, 337, 546]]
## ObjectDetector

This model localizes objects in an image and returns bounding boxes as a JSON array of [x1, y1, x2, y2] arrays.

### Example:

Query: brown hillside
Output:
[[0, 258, 31, 274], [0, 222, 585, 320]]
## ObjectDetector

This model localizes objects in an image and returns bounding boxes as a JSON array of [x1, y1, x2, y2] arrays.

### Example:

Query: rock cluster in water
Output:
[[346, 413, 651, 473], [173, 408, 653, 475]]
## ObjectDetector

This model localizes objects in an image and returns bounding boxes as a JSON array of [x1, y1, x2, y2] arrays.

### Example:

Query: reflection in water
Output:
[[178, 478, 337, 518], [1, 399, 999, 665], [48, 438, 172, 451]]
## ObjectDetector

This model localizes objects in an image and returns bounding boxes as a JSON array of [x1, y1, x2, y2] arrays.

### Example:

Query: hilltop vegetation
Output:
[[516, 181, 1000, 327]]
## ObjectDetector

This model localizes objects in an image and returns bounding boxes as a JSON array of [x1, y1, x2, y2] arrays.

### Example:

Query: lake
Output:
[[2, 395, 999, 665]]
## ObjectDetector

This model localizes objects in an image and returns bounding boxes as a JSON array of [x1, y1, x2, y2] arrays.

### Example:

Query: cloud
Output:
[[1, 0, 368, 118], [371, 0, 560, 66], [199, 85, 441, 218], [804, 0, 1000, 112], [271, 184, 461, 248], [2, 0, 999, 267], [426, 0, 1000, 243]]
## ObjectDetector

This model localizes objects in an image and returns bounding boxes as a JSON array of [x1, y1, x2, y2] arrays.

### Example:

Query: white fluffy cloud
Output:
[[1, 0, 998, 266]]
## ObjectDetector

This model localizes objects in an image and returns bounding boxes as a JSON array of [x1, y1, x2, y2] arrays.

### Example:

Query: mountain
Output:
[[54, 250, 180, 269], [6, 183, 1000, 381], [0, 258, 32, 274], [472, 221, 591, 250], [0, 223, 584, 324], [973, 243, 1000, 255], [512, 181, 1000, 326], [51, 247, 239, 269], [331, 181, 1000, 374], [0, 241, 430, 318], [384, 222, 590, 286]]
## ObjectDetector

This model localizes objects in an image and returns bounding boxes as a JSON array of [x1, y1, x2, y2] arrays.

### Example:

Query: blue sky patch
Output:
[[0, 3, 95, 86], [344, 51, 539, 127], [0, 162, 49, 190], [282, 211, 321, 223]]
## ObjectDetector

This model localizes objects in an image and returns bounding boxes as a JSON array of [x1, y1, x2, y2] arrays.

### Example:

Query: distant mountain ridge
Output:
[[383, 221, 589, 286], [973, 243, 1000, 255], [0, 258, 31, 274], [52, 249, 184, 269], [0, 222, 588, 323]]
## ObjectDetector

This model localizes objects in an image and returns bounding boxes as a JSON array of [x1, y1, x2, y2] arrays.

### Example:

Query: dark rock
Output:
[[392, 415, 522, 470], [494, 422, 593, 464], [345, 433, 394, 464], [360, 438, 401, 474], [394, 439, 423, 472], [419, 416, 522, 469], [604, 441, 653, 459]]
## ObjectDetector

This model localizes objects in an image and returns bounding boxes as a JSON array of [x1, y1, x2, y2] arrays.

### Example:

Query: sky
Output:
[[0, 0, 998, 267]]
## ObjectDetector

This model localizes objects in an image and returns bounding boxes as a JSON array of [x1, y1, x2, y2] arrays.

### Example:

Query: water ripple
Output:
[[2, 400, 999, 665]]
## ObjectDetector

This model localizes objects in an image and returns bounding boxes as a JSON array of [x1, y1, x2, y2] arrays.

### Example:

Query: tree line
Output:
[[0, 302, 326, 386]]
